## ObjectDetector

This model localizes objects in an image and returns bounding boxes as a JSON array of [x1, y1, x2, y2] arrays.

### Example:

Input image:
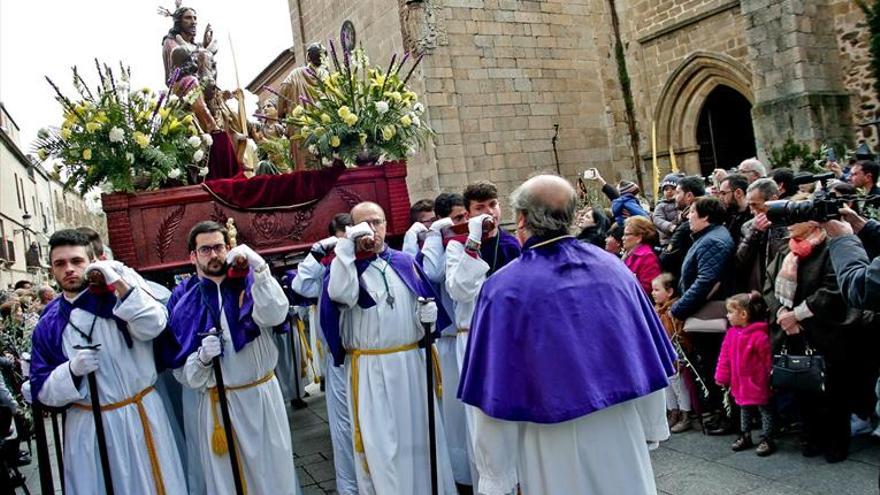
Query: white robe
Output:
[[422, 232, 472, 486], [445, 240, 491, 487], [174, 268, 302, 495], [471, 390, 668, 495], [328, 239, 457, 495], [37, 286, 187, 495], [292, 254, 358, 495]]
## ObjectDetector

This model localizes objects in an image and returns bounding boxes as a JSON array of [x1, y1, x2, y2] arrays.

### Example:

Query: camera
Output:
[[765, 172, 880, 225]]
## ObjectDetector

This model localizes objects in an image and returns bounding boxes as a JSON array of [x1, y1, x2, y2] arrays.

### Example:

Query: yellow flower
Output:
[[85, 122, 101, 133], [337, 106, 352, 118], [321, 113, 331, 124], [168, 118, 182, 131], [359, 133, 367, 145], [330, 135, 341, 148], [37, 149, 48, 161], [381, 125, 396, 141], [292, 105, 304, 117], [343, 113, 358, 126], [60, 128, 72, 140], [133, 131, 150, 148], [82, 148, 92, 160], [158, 107, 171, 120], [400, 115, 412, 127], [182, 114, 194, 125], [405, 91, 417, 101], [372, 74, 386, 88], [384, 91, 402, 102], [94, 112, 109, 123]]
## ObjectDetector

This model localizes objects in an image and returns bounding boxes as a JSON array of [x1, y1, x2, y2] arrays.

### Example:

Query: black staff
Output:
[[52, 411, 65, 492], [31, 401, 55, 494], [552, 123, 561, 176], [199, 329, 245, 495], [73, 344, 113, 495], [418, 298, 439, 495]]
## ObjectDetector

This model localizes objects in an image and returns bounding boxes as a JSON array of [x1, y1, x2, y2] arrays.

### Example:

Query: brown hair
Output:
[[726, 291, 768, 323], [652, 273, 676, 292], [463, 180, 498, 210], [624, 216, 657, 244]]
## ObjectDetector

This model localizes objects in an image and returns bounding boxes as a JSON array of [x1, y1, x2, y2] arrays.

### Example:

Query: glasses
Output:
[[196, 243, 227, 256], [364, 218, 386, 228]]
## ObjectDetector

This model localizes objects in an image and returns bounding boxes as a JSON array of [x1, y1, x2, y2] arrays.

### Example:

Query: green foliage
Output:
[[34, 62, 210, 194], [766, 136, 841, 174], [285, 45, 433, 167], [857, 0, 880, 99]]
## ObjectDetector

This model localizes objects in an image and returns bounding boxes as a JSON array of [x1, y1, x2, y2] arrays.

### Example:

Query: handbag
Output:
[[771, 338, 826, 393], [683, 283, 727, 333]]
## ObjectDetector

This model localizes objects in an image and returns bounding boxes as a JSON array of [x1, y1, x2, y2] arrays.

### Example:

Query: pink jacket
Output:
[[714, 322, 772, 406], [624, 243, 661, 295]]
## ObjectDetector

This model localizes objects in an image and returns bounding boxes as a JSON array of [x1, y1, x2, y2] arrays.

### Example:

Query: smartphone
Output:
[[582, 168, 598, 180], [826, 148, 837, 163]]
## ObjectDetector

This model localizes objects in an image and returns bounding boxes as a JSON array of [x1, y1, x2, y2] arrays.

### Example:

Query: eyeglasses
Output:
[[196, 243, 227, 256], [364, 218, 386, 228]]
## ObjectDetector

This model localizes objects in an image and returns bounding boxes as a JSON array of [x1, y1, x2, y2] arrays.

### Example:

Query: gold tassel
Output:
[[210, 389, 230, 456]]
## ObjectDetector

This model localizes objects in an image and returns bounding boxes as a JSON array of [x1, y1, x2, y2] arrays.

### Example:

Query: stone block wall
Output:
[[832, 1, 879, 147]]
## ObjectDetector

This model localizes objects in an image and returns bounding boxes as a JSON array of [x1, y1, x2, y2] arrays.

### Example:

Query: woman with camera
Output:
[[764, 196, 867, 463]]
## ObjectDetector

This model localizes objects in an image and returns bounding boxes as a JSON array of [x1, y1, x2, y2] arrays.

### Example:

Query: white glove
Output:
[[346, 222, 374, 241], [226, 244, 265, 270], [198, 334, 222, 364], [21, 380, 32, 404], [69, 349, 100, 377], [430, 217, 454, 232], [468, 214, 492, 243], [407, 221, 429, 235], [85, 260, 124, 285], [418, 298, 438, 324], [311, 236, 338, 256]]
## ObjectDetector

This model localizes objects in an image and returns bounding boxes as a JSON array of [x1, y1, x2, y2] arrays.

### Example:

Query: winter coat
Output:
[[652, 199, 679, 246], [660, 208, 693, 278], [714, 322, 772, 406], [611, 193, 650, 227], [734, 219, 789, 293], [624, 243, 662, 295], [670, 224, 735, 320], [829, 227, 880, 312]]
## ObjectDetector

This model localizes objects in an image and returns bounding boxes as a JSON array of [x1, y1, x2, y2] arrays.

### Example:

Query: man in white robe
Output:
[[168, 221, 301, 495], [458, 175, 676, 495], [290, 213, 358, 495], [325, 202, 457, 495], [30, 229, 187, 495]]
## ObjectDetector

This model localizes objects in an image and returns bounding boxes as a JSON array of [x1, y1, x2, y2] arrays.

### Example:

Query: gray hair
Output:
[[738, 158, 766, 177], [510, 176, 577, 238], [747, 178, 778, 200]]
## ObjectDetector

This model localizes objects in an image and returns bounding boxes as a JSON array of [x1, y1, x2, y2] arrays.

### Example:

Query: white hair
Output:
[[738, 158, 766, 177]]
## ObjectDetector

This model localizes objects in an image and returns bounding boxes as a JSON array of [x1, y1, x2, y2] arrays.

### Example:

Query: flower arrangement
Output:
[[283, 43, 432, 167], [33, 61, 211, 194]]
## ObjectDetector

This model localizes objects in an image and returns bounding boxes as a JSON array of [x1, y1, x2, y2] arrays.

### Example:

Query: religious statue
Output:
[[226, 218, 238, 247], [277, 43, 325, 171]]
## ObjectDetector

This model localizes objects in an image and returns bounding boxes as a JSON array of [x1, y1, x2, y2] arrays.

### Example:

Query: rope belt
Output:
[[457, 327, 469, 334], [72, 385, 165, 495], [441, 328, 469, 338], [295, 318, 319, 384], [348, 341, 442, 472], [208, 370, 275, 458]]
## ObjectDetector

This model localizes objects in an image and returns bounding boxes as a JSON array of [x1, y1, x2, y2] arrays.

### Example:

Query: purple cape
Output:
[[30, 290, 132, 404], [481, 229, 521, 277], [458, 236, 676, 423], [320, 246, 451, 366], [164, 272, 283, 369], [282, 269, 317, 307]]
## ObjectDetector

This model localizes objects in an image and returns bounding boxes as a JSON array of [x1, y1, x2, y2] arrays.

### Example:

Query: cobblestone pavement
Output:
[[22, 392, 880, 494]]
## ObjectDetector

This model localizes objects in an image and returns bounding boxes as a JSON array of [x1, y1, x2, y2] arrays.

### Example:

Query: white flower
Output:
[[413, 102, 425, 114], [377, 154, 388, 165], [198, 166, 209, 177], [202, 133, 213, 147], [407, 147, 418, 157], [125, 152, 135, 163], [375, 101, 389, 115], [188, 136, 202, 148], [168, 94, 179, 104], [108, 126, 125, 143], [193, 150, 205, 162], [308, 145, 318, 154], [412, 115, 421, 127], [321, 157, 333, 166], [168, 168, 182, 179]]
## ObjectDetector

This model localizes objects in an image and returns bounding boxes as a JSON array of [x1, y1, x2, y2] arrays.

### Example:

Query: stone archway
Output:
[[654, 52, 754, 175]]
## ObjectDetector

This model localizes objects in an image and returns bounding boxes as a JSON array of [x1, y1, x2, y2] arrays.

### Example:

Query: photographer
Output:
[[825, 208, 880, 311]]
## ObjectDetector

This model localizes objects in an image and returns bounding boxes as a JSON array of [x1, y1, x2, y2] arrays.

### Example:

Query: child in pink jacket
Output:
[[715, 291, 775, 456]]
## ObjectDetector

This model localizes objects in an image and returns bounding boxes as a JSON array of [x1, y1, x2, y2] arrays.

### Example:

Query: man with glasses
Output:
[[737, 158, 767, 184], [166, 221, 301, 495], [323, 201, 458, 494], [718, 174, 752, 246]]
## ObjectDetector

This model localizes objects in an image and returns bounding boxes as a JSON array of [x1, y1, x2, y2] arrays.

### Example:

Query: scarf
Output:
[[774, 229, 826, 308]]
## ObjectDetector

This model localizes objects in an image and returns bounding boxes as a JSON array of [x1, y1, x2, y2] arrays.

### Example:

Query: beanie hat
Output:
[[660, 173, 680, 189], [618, 180, 639, 196]]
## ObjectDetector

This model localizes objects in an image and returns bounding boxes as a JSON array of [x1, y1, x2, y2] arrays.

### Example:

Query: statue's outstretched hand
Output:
[[203, 24, 213, 48]]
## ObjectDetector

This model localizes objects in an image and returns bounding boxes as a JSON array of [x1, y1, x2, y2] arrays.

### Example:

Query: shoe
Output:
[[850, 415, 872, 436], [667, 409, 681, 428], [647, 440, 660, 451], [756, 438, 776, 457], [824, 450, 848, 463], [291, 398, 308, 410], [671, 417, 692, 433], [732, 434, 754, 452], [871, 425, 880, 438], [801, 442, 822, 458], [708, 419, 736, 436]]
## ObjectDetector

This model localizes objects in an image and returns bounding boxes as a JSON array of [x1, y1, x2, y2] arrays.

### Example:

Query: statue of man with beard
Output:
[[159, 3, 217, 86]]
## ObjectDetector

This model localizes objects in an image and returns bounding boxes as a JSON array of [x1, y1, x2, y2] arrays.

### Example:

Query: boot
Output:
[[671, 414, 693, 433], [667, 409, 681, 428], [756, 438, 776, 457], [731, 434, 754, 452]]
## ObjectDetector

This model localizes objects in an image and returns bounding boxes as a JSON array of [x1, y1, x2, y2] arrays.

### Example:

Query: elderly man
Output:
[[735, 178, 790, 293], [738, 158, 767, 184], [458, 175, 676, 495], [30, 229, 186, 494], [324, 201, 457, 494]]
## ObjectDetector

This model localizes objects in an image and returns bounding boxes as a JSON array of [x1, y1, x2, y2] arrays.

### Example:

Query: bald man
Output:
[[458, 175, 676, 495], [323, 202, 457, 494]]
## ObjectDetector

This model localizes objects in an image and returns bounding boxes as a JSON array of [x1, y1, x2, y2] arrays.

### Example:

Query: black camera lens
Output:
[[765, 200, 815, 226]]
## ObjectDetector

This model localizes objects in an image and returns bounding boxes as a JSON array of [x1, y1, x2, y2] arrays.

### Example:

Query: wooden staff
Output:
[[73, 343, 114, 495]]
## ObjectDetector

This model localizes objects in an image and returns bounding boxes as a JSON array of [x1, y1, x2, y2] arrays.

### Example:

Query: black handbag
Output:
[[771, 338, 826, 393]]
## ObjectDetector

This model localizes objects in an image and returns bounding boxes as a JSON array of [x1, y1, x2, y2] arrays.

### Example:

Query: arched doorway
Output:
[[695, 85, 757, 176]]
